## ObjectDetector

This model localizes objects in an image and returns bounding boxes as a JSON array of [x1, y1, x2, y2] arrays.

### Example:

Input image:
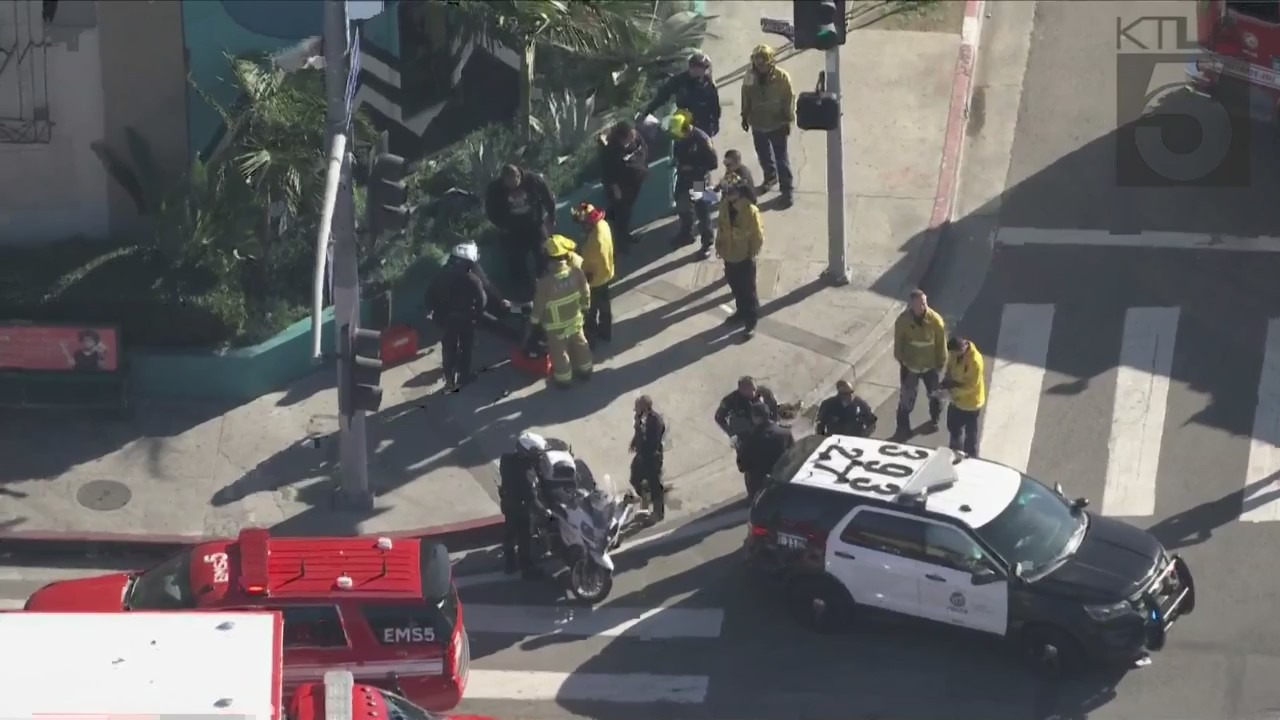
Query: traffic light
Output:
[[341, 324, 384, 413], [367, 152, 411, 237], [794, 0, 847, 51]]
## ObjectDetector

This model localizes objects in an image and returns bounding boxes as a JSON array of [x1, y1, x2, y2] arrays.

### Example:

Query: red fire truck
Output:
[[1190, 0, 1280, 119]]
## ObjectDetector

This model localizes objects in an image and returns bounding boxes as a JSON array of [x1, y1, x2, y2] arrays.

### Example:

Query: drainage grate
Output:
[[76, 479, 132, 512]]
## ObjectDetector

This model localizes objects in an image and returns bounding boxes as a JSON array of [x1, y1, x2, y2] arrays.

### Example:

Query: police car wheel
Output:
[[1020, 624, 1084, 677], [786, 576, 853, 634]]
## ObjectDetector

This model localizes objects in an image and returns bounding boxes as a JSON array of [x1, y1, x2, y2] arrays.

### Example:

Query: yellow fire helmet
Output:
[[751, 44, 775, 66], [662, 109, 695, 139], [544, 233, 577, 259]]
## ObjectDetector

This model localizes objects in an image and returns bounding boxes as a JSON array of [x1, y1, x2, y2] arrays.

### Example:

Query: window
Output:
[[363, 593, 458, 646], [922, 524, 993, 573], [753, 485, 858, 536], [1227, 1, 1280, 23], [126, 553, 195, 610], [839, 510, 926, 559], [973, 473, 1085, 577], [281, 606, 349, 648]]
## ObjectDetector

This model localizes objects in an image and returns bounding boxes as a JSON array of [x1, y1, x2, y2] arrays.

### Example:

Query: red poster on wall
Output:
[[0, 325, 119, 372]]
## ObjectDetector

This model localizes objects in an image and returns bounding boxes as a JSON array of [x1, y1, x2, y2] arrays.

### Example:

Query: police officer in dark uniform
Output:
[[498, 432, 548, 578], [715, 376, 780, 440], [736, 403, 795, 500], [426, 242, 509, 392], [629, 395, 667, 523], [641, 52, 722, 137], [815, 379, 877, 438]]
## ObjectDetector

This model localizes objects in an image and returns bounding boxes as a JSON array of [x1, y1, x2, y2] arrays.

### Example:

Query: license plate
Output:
[[776, 533, 806, 550]]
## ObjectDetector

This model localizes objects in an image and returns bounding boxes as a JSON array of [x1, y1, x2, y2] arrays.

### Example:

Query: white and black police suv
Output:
[[744, 434, 1195, 672]]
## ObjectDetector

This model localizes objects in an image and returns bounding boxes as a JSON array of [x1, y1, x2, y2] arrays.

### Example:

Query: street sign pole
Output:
[[324, 0, 373, 510], [824, 45, 850, 286]]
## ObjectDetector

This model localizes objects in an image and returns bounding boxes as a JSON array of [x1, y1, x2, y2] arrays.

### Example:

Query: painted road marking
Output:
[[996, 227, 1280, 253], [462, 604, 723, 639], [464, 670, 709, 704], [1243, 318, 1280, 522], [0, 566, 132, 583], [0, 598, 25, 610], [1103, 307, 1178, 517], [981, 304, 1054, 472]]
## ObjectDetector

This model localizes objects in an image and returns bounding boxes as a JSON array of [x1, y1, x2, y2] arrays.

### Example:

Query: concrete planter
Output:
[[129, 157, 675, 402]]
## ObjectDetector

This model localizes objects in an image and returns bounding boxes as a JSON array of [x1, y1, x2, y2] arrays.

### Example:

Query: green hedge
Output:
[[1, 75, 672, 350]]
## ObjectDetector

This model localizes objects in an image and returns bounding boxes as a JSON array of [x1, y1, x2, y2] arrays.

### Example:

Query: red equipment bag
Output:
[[380, 325, 419, 366], [510, 321, 551, 378]]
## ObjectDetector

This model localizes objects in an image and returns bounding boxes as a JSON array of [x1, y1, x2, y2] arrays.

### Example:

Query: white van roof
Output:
[[0, 611, 281, 720]]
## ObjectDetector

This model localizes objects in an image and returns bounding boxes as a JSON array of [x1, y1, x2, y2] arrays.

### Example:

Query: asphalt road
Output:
[[851, 1, 1280, 718]]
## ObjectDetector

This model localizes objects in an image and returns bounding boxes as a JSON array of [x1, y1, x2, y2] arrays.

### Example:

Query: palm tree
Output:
[[197, 55, 376, 267], [407, 0, 666, 143]]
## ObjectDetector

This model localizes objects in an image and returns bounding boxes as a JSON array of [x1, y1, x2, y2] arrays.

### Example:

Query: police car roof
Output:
[[0, 611, 280, 719], [783, 435, 1022, 529]]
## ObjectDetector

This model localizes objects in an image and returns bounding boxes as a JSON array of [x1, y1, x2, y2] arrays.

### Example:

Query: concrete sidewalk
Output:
[[0, 0, 985, 555]]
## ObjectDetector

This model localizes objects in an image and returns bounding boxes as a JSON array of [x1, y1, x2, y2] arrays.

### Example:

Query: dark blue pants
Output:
[[752, 128, 793, 192]]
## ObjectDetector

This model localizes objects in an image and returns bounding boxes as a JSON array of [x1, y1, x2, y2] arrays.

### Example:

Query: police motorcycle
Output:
[[531, 442, 638, 603]]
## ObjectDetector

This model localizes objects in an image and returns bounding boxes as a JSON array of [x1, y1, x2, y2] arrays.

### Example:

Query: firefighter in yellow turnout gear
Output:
[[531, 234, 594, 387]]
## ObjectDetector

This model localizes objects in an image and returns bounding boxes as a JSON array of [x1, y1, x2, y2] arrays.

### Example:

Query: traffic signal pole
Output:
[[823, 45, 850, 286], [323, 0, 373, 510]]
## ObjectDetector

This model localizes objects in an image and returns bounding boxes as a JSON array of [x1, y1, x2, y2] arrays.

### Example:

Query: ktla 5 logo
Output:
[[1114, 14, 1253, 188]]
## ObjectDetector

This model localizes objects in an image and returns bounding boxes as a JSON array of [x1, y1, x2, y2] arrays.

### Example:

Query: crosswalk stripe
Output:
[[981, 304, 1054, 471], [463, 670, 709, 704], [0, 566, 132, 582], [1103, 307, 1179, 517], [0, 598, 25, 610], [1243, 318, 1280, 522], [462, 604, 723, 639]]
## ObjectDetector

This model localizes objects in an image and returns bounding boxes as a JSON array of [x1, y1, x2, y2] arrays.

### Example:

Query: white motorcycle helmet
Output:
[[517, 431, 548, 455], [451, 241, 479, 262]]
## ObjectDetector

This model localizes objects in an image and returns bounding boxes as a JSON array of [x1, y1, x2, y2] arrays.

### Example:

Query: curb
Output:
[[803, 0, 987, 408], [0, 515, 506, 561]]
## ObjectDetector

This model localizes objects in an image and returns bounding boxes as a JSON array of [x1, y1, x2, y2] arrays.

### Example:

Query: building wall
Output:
[[0, 0, 189, 246]]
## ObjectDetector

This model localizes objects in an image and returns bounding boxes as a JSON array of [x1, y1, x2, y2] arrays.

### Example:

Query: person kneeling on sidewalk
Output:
[[715, 173, 764, 338], [530, 234, 594, 389], [571, 202, 616, 347]]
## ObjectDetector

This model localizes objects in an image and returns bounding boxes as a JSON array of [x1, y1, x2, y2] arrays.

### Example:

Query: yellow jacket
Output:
[[715, 199, 764, 263], [894, 308, 947, 374], [946, 344, 986, 411], [579, 220, 615, 288], [531, 260, 590, 334], [741, 66, 796, 132]]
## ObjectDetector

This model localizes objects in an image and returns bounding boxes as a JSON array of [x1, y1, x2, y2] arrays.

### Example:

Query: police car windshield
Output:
[[378, 689, 442, 720], [127, 552, 196, 610], [973, 474, 1085, 577]]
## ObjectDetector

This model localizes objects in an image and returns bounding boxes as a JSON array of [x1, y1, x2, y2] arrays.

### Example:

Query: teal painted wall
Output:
[[130, 158, 675, 401]]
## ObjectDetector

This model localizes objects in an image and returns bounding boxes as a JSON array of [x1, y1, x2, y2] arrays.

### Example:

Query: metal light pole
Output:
[[323, 0, 373, 510], [823, 45, 850, 286]]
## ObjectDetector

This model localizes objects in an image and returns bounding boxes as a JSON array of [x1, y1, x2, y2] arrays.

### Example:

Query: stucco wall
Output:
[[0, 0, 108, 245]]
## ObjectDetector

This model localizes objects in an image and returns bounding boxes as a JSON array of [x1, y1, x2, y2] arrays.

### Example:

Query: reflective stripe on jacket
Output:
[[946, 344, 986, 411], [531, 261, 590, 334]]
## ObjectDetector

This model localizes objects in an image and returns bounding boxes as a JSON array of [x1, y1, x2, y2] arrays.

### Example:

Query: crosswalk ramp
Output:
[[915, 299, 1280, 523], [0, 564, 728, 708]]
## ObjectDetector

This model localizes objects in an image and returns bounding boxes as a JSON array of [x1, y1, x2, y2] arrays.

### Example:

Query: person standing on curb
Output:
[[571, 202, 616, 347], [816, 379, 877, 438], [426, 242, 509, 392], [530, 234, 593, 388], [629, 395, 667, 523], [485, 164, 557, 300], [667, 110, 718, 250], [714, 174, 763, 338], [939, 336, 986, 457], [641, 52, 722, 138], [598, 120, 649, 253], [741, 44, 796, 207], [892, 289, 948, 439], [736, 403, 795, 501]]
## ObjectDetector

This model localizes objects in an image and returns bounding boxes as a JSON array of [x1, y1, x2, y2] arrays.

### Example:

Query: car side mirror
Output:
[[971, 569, 1000, 586], [1072, 497, 1090, 511]]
